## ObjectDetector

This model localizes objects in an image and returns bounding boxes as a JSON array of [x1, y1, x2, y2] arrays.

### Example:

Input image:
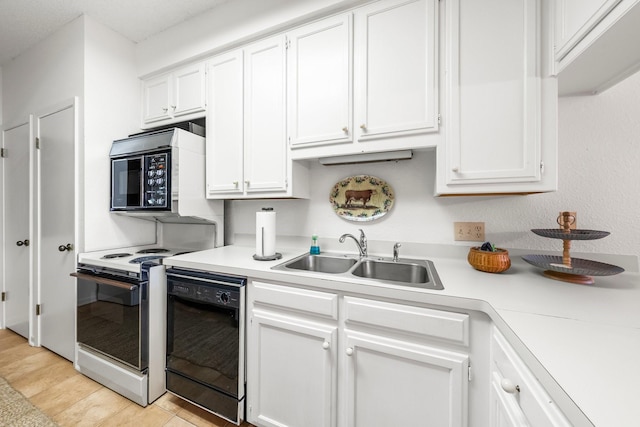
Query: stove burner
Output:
[[136, 248, 169, 254], [129, 255, 168, 264], [101, 253, 133, 259]]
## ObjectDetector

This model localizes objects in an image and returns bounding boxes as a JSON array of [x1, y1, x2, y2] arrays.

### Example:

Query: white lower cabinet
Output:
[[247, 280, 476, 427], [490, 327, 571, 427]]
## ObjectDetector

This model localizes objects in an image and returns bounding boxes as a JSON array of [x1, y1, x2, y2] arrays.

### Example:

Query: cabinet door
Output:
[[438, 0, 554, 193], [354, 0, 438, 141], [554, 0, 621, 60], [248, 310, 337, 427], [142, 73, 172, 123], [2, 121, 31, 339], [206, 51, 244, 196], [244, 36, 288, 194], [288, 14, 352, 148], [343, 330, 469, 427], [173, 62, 206, 117]]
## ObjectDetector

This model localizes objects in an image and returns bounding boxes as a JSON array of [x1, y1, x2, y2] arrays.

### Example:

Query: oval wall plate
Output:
[[329, 175, 394, 222]]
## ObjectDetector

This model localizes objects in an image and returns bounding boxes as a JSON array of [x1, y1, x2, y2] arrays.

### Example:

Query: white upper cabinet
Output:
[[554, 0, 640, 95], [141, 62, 206, 127], [206, 50, 244, 196], [554, 0, 621, 61], [354, 0, 438, 141], [290, 0, 439, 160], [206, 36, 309, 199], [287, 14, 352, 149], [436, 0, 557, 195], [244, 36, 289, 194]]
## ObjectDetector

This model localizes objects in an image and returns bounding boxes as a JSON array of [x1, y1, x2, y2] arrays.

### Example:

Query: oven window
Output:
[[77, 279, 142, 369], [167, 296, 239, 396], [111, 157, 142, 209]]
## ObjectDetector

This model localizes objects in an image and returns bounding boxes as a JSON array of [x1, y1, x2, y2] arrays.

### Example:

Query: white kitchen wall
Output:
[[82, 16, 156, 251], [227, 71, 640, 258], [1, 15, 156, 252]]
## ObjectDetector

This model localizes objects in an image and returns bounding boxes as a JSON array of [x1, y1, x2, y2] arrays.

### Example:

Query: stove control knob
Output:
[[219, 292, 230, 304], [156, 170, 164, 177], [156, 197, 165, 205], [147, 171, 155, 177], [148, 198, 156, 205], [148, 179, 155, 186], [155, 178, 164, 185]]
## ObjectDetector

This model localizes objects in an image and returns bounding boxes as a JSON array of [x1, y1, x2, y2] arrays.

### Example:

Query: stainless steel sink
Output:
[[276, 253, 358, 274], [351, 259, 429, 284], [272, 253, 444, 290]]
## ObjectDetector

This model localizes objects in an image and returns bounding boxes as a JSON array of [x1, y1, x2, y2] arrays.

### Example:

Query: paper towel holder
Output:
[[253, 207, 282, 261]]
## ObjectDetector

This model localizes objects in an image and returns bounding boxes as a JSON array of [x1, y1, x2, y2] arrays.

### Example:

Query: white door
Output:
[[287, 13, 352, 148], [244, 35, 288, 194], [206, 50, 245, 196], [2, 121, 32, 339], [354, 0, 438, 141], [343, 330, 469, 427], [248, 310, 337, 427], [35, 101, 76, 361]]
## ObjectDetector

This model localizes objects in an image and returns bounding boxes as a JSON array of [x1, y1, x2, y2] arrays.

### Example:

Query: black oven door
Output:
[[74, 272, 148, 371], [111, 156, 143, 210]]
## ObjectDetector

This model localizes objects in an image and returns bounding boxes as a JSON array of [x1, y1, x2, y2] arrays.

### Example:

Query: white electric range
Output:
[[74, 245, 195, 406]]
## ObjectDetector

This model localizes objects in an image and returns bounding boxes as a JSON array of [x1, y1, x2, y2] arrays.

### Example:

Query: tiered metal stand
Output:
[[522, 213, 624, 285]]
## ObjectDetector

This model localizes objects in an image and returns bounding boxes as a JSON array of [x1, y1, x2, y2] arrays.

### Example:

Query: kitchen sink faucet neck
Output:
[[339, 229, 368, 258]]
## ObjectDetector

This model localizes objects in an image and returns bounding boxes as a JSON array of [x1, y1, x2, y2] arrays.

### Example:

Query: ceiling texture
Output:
[[0, 0, 232, 66]]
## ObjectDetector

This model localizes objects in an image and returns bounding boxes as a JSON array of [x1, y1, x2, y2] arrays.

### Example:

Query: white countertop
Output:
[[164, 244, 640, 427]]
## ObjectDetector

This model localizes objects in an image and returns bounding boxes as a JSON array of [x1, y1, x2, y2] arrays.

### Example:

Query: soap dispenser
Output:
[[310, 234, 321, 255]]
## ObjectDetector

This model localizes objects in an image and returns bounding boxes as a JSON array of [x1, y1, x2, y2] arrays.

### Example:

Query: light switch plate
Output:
[[454, 222, 485, 242]]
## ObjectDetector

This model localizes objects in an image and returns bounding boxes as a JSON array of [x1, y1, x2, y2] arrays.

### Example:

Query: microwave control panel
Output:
[[144, 153, 169, 208]]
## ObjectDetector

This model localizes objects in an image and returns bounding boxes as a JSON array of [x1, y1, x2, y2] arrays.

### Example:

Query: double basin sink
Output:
[[272, 252, 444, 290]]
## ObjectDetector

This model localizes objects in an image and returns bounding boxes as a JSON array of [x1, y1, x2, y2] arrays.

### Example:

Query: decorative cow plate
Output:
[[329, 175, 394, 222]]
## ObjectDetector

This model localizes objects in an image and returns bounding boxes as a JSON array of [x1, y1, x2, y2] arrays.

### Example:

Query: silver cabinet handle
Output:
[[245, 180, 250, 187], [58, 243, 73, 252], [360, 124, 367, 130], [346, 347, 354, 356], [162, 107, 168, 113], [16, 239, 29, 247], [322, 341, 330, 350], [342, 127, 348, 133]]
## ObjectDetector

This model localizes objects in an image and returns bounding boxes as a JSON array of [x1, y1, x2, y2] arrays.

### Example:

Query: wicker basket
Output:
[[468, 247, 511, 273]]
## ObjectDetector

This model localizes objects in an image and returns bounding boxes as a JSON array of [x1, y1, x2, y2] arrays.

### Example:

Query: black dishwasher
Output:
[[166, 268, 247, 425]]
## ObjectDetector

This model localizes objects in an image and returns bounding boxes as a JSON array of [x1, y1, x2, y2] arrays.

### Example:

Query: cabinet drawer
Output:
[[491, 328, 571, 426], [251, 280, 338, 320], [344, 296, 469, 345]]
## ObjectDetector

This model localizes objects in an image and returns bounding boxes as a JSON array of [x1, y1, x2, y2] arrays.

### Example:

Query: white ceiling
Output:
[[0, 0, 232, 66]]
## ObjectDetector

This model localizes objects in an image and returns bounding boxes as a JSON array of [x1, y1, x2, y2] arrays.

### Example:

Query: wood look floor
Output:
[[0, 328, 254, 427]]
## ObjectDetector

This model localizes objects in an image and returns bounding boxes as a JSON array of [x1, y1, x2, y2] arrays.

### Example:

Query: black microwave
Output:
[[110, 129, 175, 212]]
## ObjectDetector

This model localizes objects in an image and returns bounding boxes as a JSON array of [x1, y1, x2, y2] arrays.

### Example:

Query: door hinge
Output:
[[35, 137, 41, 149], [468, 365, 472, 382], [438, 114, 442, 125], [540, 161, 545, 175], [1, 292, 6, 302], [0, 148, 6, 158], [36, 304, 42, 316], [285, 37, 291, 49]]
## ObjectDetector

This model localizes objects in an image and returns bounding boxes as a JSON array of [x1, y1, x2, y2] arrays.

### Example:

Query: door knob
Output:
[[58, 243, 73, 252], [16, 239, 29, 247]]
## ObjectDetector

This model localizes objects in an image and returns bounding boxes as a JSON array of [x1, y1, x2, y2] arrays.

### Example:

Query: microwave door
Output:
[[111, 157, 143, 209]]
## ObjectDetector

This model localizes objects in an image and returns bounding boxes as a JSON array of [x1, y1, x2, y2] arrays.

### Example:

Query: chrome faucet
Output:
[[339, 229, 368, 258], [393, 243, 401, 262]]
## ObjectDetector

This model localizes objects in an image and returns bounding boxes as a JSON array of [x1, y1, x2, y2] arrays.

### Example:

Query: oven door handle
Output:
[[71, 272, 138, 291]]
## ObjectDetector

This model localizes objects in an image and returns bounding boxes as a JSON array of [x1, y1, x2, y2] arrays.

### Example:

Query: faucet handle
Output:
[[393, 242, 401, 262]]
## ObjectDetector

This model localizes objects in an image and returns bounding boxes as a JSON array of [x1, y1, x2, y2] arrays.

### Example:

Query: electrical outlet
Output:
[[454, 222, 485, 242]]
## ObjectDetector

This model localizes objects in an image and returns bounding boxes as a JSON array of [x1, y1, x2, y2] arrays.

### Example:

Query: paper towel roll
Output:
[[256, 208, 276, 257]]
